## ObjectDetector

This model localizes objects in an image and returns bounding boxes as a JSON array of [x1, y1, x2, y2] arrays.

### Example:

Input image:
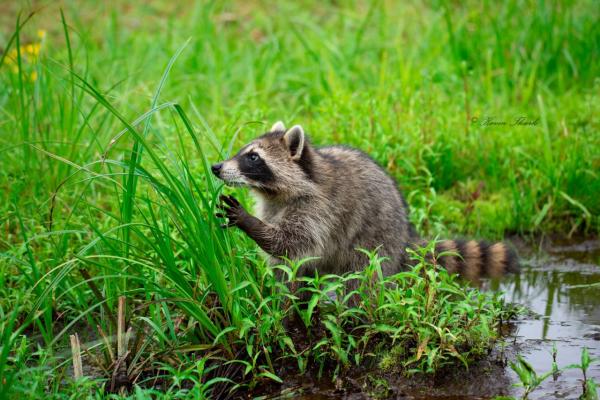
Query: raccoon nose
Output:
[[211, 163, 223, 176]]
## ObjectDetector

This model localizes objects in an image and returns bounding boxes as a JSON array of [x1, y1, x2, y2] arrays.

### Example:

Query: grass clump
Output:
[[2, 238, 511, 398], [368, 245, 509, 375]]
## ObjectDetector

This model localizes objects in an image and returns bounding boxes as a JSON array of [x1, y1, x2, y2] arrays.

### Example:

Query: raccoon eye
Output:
[[247, 153, 260, 162]]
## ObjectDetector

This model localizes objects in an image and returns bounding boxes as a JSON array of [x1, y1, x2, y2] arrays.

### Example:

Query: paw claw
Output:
[[216, 194, 246, 228]]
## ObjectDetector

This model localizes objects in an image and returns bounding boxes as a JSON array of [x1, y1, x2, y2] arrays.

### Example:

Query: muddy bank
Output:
[[259, 236, 600, 399]]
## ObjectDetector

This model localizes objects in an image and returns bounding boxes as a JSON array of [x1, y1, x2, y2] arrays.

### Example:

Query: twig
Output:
[[70, 333, 84, 379]]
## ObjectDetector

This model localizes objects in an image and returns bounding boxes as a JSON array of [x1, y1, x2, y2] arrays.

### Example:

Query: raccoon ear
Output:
[[283, 125, 305, 160], [271, 121, 286, 132]]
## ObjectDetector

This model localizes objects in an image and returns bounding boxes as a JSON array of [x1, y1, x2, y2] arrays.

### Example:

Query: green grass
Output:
[[0, 0, 599, 398]]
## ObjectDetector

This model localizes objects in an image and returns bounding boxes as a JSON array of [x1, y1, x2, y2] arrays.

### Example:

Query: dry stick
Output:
[[114, 296, 129, 392], [117, 296, 126, 359], [70, 333, 84, 379]]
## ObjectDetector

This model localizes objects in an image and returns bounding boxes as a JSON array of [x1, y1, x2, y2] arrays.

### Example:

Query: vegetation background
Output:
[[0, 0, 598, 398]]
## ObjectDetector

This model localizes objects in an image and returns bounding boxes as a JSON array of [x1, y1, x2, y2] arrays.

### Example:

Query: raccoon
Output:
[[211, 121, 518, 280]]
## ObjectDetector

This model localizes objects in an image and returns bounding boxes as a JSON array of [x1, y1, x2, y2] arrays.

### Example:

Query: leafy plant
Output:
[[498, 345, 599, 400], [509, 356, 554, 399]]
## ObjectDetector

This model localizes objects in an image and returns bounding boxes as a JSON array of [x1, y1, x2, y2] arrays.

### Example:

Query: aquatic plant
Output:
[[497, 345, 599, 400]]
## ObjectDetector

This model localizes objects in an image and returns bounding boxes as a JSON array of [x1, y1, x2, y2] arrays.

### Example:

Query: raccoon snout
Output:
[[211, 163, 223, 177]]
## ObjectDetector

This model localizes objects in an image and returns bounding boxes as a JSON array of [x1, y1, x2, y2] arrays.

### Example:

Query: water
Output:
[[263, 237, 600, 399], [492, 237, 600, 399]]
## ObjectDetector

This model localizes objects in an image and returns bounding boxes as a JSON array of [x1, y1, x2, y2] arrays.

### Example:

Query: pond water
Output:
[[491, 237, 600, 399], [266, 237, 600, 399]]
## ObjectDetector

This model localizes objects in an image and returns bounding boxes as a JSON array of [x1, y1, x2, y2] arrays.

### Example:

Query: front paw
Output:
[[216, 194, 248, 228]]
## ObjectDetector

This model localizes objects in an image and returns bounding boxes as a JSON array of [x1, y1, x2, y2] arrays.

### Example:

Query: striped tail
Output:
[[431, 239, 519, 280]]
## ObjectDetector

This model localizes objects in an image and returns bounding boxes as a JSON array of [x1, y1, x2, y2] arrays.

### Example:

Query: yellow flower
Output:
[[24, 43, 41, 57], [3, 42, 42, 73], [37, 29, 46, 39], [30, 71, 38, 81]]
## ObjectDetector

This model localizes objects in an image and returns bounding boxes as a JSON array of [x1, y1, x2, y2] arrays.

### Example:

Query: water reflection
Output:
[[487, 242, 600, 399], [492, 264, 600, 337]]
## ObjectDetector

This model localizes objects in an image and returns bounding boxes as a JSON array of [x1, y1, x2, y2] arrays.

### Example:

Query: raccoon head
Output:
[[211, 121, 315, 197]]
